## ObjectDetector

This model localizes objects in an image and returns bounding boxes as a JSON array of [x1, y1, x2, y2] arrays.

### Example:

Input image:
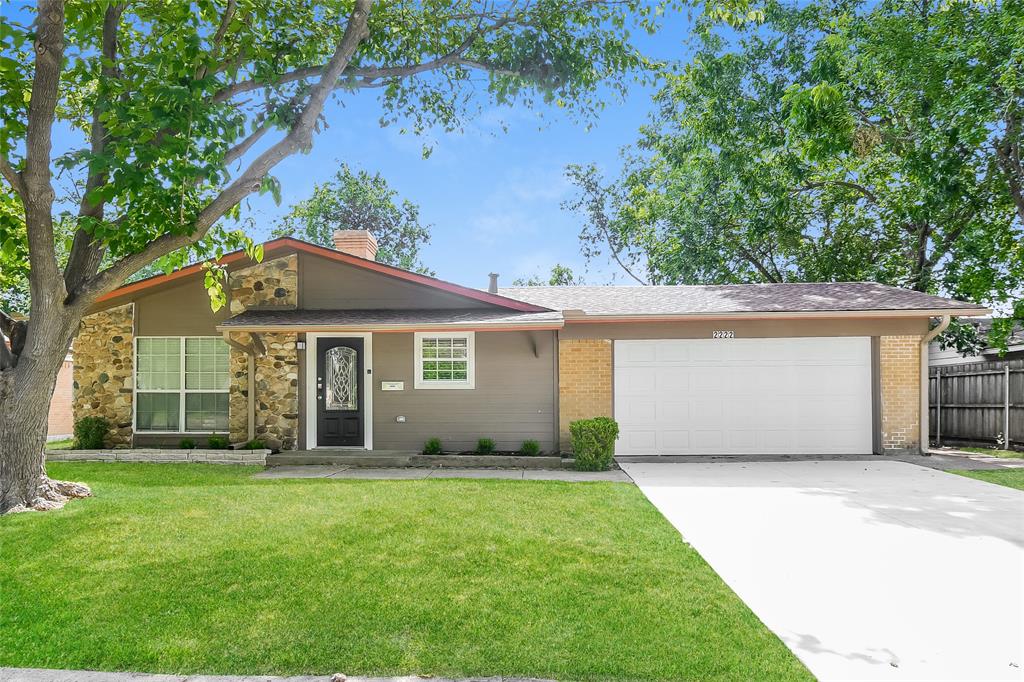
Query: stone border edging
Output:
[[45, 449, 270, 465]]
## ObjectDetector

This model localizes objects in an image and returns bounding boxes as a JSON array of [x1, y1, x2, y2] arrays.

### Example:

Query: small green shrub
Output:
[[570, 417, 619, 471], [242, 439, 266, 450], [207, 434, 230, 450], [73, 416, 109, 449], [476, 437, 496, 455], [519, 439, 541, 456], [423, 437, 443, 456], [179, 438, 197, 449]]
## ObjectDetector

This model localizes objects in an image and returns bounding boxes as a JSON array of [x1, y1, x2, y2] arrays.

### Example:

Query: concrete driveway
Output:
[[620, 459, 1024, 681]]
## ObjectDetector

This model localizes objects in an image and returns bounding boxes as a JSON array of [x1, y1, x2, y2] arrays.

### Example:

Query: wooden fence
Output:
[[929, 359, 1023, 449]]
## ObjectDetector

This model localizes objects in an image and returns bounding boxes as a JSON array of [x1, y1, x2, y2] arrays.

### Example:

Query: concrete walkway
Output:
[[928, 447, 1024, 469], [0, 669, 550, 682], [615, 451, 1015, 471], [621, 459, 1024, 681], [254, 465, 629, 482]]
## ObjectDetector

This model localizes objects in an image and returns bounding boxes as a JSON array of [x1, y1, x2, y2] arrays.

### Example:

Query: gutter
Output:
[[919, 315, 951, 454], [560, 308, 989, 322]]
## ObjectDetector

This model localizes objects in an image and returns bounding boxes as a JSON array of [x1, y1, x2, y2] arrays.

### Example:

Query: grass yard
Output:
[[0, 463, 809, 681], [44, 437, 74, 450], [953, 468, 1024, 490], [959, 446, 1024, 459]]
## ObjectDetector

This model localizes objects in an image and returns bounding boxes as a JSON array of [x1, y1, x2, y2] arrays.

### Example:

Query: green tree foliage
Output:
[[567, 0, 1024, 349], [0, 0, 666, 512], [512, 263, 582, 286], [272, 164, 433, 274]]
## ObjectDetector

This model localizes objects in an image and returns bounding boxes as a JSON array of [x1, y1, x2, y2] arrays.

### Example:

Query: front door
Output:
[[316, 337, 364, 447]]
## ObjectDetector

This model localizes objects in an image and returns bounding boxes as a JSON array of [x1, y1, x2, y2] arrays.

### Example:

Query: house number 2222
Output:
[[712, 330, 735, 339]]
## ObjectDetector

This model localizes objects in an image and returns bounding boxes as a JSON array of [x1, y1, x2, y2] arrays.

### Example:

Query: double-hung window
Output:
[[135, 337, 229, 432], [414, 331, 475, 389]]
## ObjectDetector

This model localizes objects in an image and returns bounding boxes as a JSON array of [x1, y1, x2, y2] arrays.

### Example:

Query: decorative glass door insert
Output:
[[325, 346, 358, 410]]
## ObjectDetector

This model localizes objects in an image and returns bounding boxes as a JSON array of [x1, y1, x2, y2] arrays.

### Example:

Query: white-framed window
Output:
[[135, 336, 230, 433], [414, 331, 475, 389]]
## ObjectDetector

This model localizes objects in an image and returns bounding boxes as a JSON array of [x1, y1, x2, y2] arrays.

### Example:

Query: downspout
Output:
[[920, 315, 951, 455]]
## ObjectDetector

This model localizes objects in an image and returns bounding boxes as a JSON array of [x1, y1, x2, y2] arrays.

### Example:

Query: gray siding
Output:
[[372, 331, 557, 452], [135, 278, 228, 336], [299, 252, 494, 310]]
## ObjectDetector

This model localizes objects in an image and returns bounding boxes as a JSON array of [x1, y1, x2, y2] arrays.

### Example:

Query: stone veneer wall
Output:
[[229, 253, 298, 314], [558, 339, 613, 452], [879, 335, 922, 454], [227, 331, 300, 450], [227, 254, 300, 450], [72, 303, 134, 447]]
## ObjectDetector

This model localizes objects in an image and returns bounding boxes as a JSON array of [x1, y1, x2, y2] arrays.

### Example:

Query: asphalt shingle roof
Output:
[[219, 308, 564, 329], [497, 282, 986, 316]]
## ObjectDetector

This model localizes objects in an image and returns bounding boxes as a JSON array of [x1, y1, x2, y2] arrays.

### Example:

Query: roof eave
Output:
[[216, 321, 564, 333], [561, 308, 991, 322]]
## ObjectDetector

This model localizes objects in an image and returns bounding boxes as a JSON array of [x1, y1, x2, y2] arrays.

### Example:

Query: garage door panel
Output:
[[692, 430, 724, 450], [659, 401, 690, 424], [661, 430, 690, 450], [614, 337, 872, 456]]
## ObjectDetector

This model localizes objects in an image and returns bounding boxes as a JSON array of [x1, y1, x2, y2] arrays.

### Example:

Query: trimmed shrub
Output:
[[242, 439, 266, 450], [569, 417, 619, 471], [179, 438, 197, 449], [207, 435, 230, 450], [519, 439, 541, 456], [423, 437, 443, 456], [73, 416, 109, 449], [476, 437, 496, 455]]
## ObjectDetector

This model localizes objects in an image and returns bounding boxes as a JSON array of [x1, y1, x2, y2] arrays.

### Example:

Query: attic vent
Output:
[[332, 229, 378, 261], [488, 273, 499, 294]]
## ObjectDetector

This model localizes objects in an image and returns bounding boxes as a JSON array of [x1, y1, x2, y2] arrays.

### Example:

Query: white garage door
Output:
[[614, 337, 873, 455]]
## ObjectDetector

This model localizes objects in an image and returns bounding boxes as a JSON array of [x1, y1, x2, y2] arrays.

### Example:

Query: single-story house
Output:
[[73, 230, 987, 456]]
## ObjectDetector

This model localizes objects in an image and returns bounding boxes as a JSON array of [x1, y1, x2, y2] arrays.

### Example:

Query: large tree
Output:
[[272, 164, 433, 274], [0, 0, 658, 513], [567, 0, 1024, 346]]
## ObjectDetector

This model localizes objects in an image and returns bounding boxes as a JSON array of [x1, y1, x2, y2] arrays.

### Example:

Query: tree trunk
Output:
[[0, 311, 91, 514]]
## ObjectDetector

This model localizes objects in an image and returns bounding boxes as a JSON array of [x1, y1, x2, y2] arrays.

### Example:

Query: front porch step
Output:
[[266, 451, 572, 469]]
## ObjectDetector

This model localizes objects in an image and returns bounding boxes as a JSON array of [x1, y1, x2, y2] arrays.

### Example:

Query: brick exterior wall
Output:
[[48, 356, 74, 438], [73, 303, 135, 447], [227, 254, 300, 450], [879, 335, 922, 454], [558, 339, 613, 452]]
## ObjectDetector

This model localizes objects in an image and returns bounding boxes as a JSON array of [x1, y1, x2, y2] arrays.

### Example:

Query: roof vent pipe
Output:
[[488, 273, 499, 294]]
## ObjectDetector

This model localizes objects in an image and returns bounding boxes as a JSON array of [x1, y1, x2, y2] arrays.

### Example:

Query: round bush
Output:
[[569, 417, 619, 471], [73, 416, 110, 449]]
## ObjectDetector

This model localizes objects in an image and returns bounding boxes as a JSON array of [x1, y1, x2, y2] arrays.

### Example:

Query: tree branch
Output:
[[197, 0, 236, 81], [73, 0, 374, 302], [736, 244, 780, 282], [0, 309, 27, 367], [223, 118, 273, 167], [213, 12, 512, 102], [0, 156, 25, 199], [22, 0, 66, 307], [65, 3, 124, 296]]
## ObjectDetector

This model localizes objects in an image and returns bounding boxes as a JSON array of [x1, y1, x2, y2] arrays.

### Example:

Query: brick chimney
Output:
[[332, 229, 378, 261]]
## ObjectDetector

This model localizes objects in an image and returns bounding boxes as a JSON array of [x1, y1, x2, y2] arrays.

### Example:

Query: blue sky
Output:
[[5, 2, 695, 289], [216, 12, 696, 290]]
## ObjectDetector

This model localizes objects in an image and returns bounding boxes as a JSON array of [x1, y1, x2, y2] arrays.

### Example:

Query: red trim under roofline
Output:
[[96, 237, 548, 312]]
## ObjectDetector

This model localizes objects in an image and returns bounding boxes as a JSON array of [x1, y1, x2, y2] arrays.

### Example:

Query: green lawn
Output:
[[0, 463, 809, 681], [44, 437, 74, 450], [953, 468, 1024, 490], [959, 446, 1024, 459]]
